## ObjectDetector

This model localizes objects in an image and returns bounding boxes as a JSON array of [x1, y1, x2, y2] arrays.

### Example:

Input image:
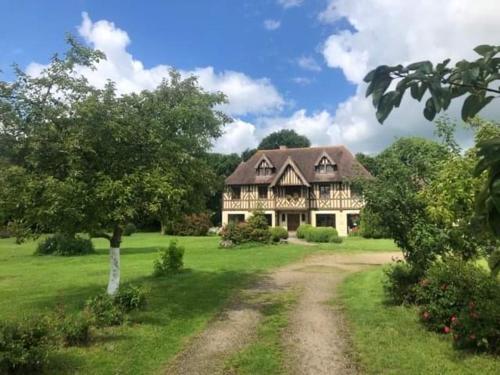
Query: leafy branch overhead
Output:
[[364, 45, 500, 123]]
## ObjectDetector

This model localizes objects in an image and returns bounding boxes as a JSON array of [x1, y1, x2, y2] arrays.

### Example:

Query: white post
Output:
[[107, 247, 120, 295]]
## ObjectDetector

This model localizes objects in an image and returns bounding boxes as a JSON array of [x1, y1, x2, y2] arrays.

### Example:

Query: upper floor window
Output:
[[258, 185, 268, 199], [315, 156, 337, 174], [232, 186, 241, 199], [256, 159, 274, 176], [319, 184, 331, 199]]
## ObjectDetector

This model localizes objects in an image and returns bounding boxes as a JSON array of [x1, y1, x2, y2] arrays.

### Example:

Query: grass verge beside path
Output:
[[224, 291, 296, 375], [340, 268, 500, 375]]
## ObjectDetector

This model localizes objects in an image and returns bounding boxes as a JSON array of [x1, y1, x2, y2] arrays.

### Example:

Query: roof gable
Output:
[[225, 146, 372, 185], [270, 157, 310, 187]]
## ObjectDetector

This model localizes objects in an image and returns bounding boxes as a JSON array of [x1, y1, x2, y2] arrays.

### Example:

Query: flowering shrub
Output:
[[219, 211, 271, 245], [416, 258, 500, 352], [172, 213, 211, 236]]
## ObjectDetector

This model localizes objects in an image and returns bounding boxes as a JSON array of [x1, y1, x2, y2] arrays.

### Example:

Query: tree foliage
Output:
[[364, 44, 500, 238], [258, 129, 310, 150]]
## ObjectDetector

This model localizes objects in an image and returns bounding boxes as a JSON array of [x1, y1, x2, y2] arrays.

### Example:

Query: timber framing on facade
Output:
[[222, 145, 372, 236]]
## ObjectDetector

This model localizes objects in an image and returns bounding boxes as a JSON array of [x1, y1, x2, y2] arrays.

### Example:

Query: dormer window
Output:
[[256, 159, 274, 176], [315, 156, 337, 174]]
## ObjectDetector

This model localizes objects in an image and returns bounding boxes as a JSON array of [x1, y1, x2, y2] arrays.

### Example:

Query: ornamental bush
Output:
[[153, 240, 185, 276], [415, 259, 499, 351], [0, 317, 53, 374], [84, 294, 124, 327], [383, 260, 421, 305], [172, 213, 211, 236], [35, 234, 94, 256], [114, 284, 147, 312], [296, 224, 312, 239], [219, 211, 272, 245], [57, 313, 92, 347], [303, 227, 341, 243], [269, 227, 288, 242]]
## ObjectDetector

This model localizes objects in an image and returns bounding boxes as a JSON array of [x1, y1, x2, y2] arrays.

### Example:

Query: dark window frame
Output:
[[258, 185, 268, 199], [228, 214, 245, 224], [319, 184, 331, 199], [232, 186, 241, 200], [316, 214, 336, 228]]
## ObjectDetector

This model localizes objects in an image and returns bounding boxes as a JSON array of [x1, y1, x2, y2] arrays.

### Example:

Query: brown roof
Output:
[[225, 145, 372, 185]]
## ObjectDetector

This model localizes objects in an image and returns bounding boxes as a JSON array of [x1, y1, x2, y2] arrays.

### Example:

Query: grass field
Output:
[[0, 233, 397, 374], [340, 268, 500, 375]]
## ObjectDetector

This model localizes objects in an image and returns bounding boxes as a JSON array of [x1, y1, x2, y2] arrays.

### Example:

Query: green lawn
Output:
[[340, 268, 500, 375]]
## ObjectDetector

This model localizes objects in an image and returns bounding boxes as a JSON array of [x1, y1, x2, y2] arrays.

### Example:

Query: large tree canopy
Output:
[[364, 44, 500, 238], [258, 129, 311, 150], [0, 38, 229, 294]]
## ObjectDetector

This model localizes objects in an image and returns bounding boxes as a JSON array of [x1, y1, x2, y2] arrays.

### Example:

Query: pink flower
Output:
[[443, 326, 451, 334], [450, 315, 457, 323], [422, 311, 430, 320], [469, 334, 476, 341]]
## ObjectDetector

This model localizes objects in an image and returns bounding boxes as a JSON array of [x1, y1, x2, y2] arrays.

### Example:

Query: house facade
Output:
[[222, 145, 372, 236]]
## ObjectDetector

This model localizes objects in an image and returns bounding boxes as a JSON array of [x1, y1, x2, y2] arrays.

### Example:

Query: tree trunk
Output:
[[107, 225, 123, 296], [160, 219, 166, 236]]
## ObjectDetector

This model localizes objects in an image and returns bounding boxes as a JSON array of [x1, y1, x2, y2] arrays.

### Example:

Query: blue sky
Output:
[[1, 1, 498, 153]]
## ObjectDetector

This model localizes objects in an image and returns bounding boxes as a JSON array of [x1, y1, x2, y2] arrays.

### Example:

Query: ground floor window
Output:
[[265, 214, 272, 226], [228, 214, 245, 224], [347, 213, 360, 233], [316, 214, 336, 228]]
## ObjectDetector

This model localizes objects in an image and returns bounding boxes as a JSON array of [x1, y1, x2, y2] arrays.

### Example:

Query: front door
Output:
[[287, 214, 300, 231]]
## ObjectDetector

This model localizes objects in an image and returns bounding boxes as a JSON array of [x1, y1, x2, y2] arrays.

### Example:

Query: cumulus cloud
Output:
[[319, 0, 500, 152], [263, 19, 281, 31], [292, 77, 313, 85], [213, 119, 259, 154], [297, 56, 322, 72], [26, 12, 284, 117], [277, 0, 304, 9]]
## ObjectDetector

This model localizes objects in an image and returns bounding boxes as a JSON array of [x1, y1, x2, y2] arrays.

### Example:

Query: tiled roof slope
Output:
[[225, 146, 372, 185]]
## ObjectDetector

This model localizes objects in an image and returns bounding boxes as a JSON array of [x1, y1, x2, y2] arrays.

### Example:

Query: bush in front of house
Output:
[[219, 211, 272, 245], [383, 260, 421, 305], [35, 234, 94, 256], [0, 317, 53, 374], [123, 223, 137, 236], [302, 226, 342, 243], [172, 213, 211, 236], [296, 224, 312, 239], [153, 240, 185, 276], [269, 227, 288, 242], [415, 259, 500, 353]]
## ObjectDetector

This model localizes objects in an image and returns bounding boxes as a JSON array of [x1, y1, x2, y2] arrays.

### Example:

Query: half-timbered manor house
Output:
[[223, 145, 372, 236]]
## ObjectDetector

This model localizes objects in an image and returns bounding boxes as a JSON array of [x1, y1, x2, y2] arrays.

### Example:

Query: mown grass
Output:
[[318, 236, 397, 252], [225, 291, 296, 375], [340, 268, 500, 375], [0, 233, 399, 374]]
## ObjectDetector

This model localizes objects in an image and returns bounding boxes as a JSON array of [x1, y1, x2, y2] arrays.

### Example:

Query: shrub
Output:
[[329, 233, 343, 243], [0, 317, 53, 374], [296, 224, 312, 239], [269, 227, 288, 242], [383, 260, 421, 304], [303, 227, 340, 243], [153, 240, 184, 276], [359, 208, 391, 239], [488, 248, 500, 277], [58, 313, 92, 347], [249, 228, 271, 243], [84, 294, 124, 327], [0, 226, 11, 239], [415, 258, 499, 351], [219, 211, 271, 245], [172, 213, 211, 236], [247, 211, 268, 230], [114, 284, 147, 312], [123, 223, 137, 236], [35, 234, 94, 256], [220, 222, 246, 244]]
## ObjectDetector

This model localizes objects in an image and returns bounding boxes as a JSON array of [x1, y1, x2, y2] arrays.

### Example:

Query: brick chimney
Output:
[[279, 145, 287, 150]]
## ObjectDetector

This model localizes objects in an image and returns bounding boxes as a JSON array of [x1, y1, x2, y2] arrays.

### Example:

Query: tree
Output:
[[362, 137, 449, 272], [364, 44, 500, 238], [258, 129, 310, 150], [0, 39, 229, 294]]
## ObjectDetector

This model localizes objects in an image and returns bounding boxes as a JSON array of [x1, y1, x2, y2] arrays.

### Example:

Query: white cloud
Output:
[[26, 12, 284, 117], [213, 119, 258, 153], [278, 0, 304, 9], [292, 77, 313, 85], [297, 56, 322, 72], [263, 19, 281, 31], [319, 0, 500, 152]]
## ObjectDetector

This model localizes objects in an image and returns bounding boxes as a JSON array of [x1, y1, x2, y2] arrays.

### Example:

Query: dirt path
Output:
[[165, 251, 401, 375]]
